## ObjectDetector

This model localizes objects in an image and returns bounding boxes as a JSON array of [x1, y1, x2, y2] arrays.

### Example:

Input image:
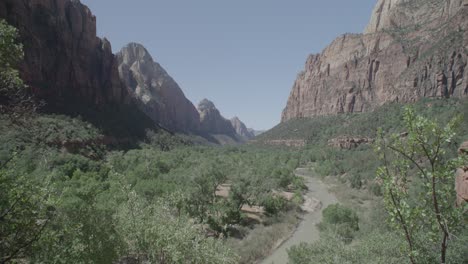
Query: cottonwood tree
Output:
[[376, 108, 465, 264]]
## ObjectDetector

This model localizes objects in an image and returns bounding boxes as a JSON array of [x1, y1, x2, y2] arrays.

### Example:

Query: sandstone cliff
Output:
[[230, 117, 255, 140], [0, 0, 128, 107], [282, 0, 468, 121], [198, 99, 237, 136], [117, 43, 200, 132], [0, 0, 254, 142]]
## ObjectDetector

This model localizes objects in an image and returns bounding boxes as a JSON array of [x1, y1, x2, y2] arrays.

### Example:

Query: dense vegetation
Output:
[[287, 106, 468, 264], [1, 112, 306, 263], [259, 93, 467, 264], [259, 98, 468, 193]]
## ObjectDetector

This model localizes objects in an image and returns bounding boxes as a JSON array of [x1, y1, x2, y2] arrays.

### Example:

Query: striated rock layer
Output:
[[117, 43, 200, 132], [0, 0, 128, 106], [282, 0, 468, 122]]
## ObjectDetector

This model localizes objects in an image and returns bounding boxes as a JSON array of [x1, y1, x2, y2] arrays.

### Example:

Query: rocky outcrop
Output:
[[282, 0, 468, 122], [117, 43, 200, 132], [250, 139, 307, 148], [197, 99, 237, 136], [328, 136, 374, 149], [230, 117, 255, 140], [0, 0, 128, 106], [456, 141, 468, 206]]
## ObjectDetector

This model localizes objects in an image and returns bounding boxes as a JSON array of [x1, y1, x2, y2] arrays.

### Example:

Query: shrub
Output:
[[261, 194, 287, 216], [318, 204, 359, 243]]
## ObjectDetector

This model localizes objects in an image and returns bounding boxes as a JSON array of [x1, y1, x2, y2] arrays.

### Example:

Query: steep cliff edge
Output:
[[282, 0, 468, 122], [0, 0, 256, 142], [0, 0, 128, 107], [117, 43, 200, 132], [198, 99, 237, 136]]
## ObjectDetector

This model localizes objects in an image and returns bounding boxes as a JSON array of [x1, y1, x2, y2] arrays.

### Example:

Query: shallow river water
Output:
[[260, 168, 338, 264]]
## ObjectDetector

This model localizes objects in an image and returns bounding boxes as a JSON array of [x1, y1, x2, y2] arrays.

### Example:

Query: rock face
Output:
[[197, 99, 237, 136], [117, 43, 200, 132], [456, 141, 468, 206], [0, 0, 257, 142], [0, 0, 127, 106], [328, 136, 374, 149], [230, 117, 255, 140], [250, 139, 307, 148], [282, 0, 468, 122]]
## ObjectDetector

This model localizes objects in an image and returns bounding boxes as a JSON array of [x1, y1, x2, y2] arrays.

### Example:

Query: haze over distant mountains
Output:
[[0, 0, 255, 143]]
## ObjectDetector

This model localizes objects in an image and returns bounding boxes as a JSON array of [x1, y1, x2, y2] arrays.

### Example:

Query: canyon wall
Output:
[[0, 0, 257, 141], [282, 0, 468, 121], [0, 0, 128, 107], [117, 43, 200, 133]]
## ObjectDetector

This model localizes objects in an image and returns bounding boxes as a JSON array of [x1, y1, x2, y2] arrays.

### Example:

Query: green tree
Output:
[[0, 19, 23, 89], [0, 166, 53, 263], [0, 19, 38, 116], [114, 183, 239, 264], [376, 107, 466, 264], [32, 169, 121, 264], [187, 163, 226, 224]]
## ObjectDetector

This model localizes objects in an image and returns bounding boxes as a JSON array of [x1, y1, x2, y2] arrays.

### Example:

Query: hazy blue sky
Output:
[[81, 0, 376, 130]]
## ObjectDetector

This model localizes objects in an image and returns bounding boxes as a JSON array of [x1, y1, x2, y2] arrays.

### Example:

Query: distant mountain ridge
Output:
[[230, 117, 255, 140], [197, 99, 237, 135], [282, 0, 468, 122]]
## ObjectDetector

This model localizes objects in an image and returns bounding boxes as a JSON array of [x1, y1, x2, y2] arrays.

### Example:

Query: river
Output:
[[260, 167, 338, 264]]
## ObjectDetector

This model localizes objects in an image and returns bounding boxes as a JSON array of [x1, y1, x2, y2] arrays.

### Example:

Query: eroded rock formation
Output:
[[117, 43, 200, 132], [230, 117, 255, 140], [197, 99, 237, 136], [282, 0, 468, 122], [0, 0, 128, 106], [328, 136, 374, 149]]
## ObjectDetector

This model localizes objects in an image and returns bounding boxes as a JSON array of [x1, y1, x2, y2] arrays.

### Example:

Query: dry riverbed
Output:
[[260, 167, 338, 264]]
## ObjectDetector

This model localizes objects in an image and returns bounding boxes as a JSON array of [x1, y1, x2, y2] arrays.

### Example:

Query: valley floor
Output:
[[261, 167, 337, 264]]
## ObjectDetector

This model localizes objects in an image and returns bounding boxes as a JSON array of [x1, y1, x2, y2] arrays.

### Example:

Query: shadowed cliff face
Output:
[[0, 0, 128, 107], [117, 43, 201, 133], [198, 99, 237, 136], [282, 0, 468, 122]]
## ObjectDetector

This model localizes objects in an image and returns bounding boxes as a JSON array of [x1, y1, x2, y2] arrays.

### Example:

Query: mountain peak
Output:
[[230, 117, 255, 140], [198, 98, 217, 111], [118, 42, 153, 65], [117, 43, 200, 132]]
